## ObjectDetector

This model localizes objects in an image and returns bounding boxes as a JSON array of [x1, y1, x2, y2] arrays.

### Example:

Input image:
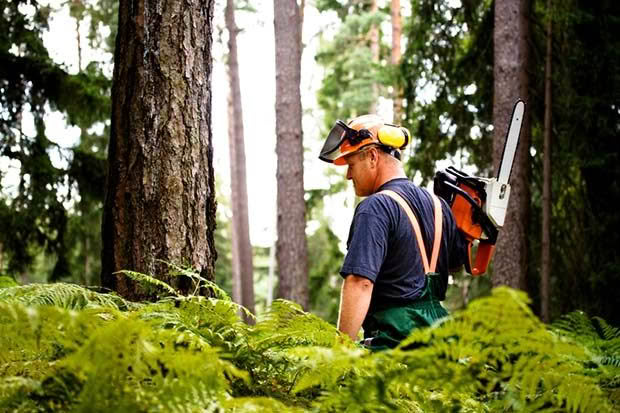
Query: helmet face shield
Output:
[[319, 120, 373, 164], [319, 121, 349, 163]]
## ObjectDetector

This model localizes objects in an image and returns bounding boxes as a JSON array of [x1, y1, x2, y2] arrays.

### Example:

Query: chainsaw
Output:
[[433, 100, 525, 276]]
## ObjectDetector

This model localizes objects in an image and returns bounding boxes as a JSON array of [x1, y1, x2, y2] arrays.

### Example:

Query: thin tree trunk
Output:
[[391, 0, 402, 122], [541, 0, 553, 323], [274, 0, 309, 309], [369, 0, 379, 114], [101, 0, 217, 301], [267, 238, 276, 306], [492, 0, 531, 290], [74, 0, 82, 71], [225, 0, 255, 320], [83, 236, 89, 285], [300, 0, 305, 51]]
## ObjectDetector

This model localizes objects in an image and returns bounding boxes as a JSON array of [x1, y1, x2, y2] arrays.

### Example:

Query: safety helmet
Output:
[[319, 114, 410, 165]]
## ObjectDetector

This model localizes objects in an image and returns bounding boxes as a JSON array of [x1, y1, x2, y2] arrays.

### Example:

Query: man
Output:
[[319, 114, 466, 350]]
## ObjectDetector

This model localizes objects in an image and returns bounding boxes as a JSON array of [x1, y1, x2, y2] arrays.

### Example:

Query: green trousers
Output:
[[362, 273, 448, 351]]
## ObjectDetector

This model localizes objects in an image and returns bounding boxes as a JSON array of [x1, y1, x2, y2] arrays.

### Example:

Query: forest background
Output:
[[1, 0, 619, 327]]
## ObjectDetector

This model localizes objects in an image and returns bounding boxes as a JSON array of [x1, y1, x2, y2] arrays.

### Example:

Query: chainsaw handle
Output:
[[466, 240, 496, 276]]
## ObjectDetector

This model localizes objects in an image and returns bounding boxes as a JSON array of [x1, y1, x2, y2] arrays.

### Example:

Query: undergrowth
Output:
[[0, 270, 618, 412]]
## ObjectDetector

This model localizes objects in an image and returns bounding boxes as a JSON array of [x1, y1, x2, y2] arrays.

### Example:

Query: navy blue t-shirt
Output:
[[340, 178, 466, 313]]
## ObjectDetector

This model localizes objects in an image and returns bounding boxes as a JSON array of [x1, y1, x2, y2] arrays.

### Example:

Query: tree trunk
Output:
[[541, 0, 553, 323], [391, 0, 402, 122], [492, 0, 530, 290], [73, 0, 83, 71], [101, 0, 217, 301], [274, 0, 309, 309], [225, 0, 255, 320], [83, 236, 89, 285], [369, 0, 379, 114]]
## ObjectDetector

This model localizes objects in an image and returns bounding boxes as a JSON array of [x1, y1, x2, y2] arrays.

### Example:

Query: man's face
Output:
[[344, 147, 376, 197]]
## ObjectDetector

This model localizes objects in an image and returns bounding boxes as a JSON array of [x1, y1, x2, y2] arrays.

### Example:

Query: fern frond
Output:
[[159, 260, 232, 300], [0, 377, 41, 412], [593, 316, 620, 340], [137, 296, 252, 355], [60, 315, 245, 411], [115, 269, 181, 298], [0, 276, 18, 288], [221, 396, 308, 412], [552, 311, 601, 339], [0, 302, 123, 365], [251, 299, 343, 350], [286, 346, 371, 394], [0, 283, 134, 310]]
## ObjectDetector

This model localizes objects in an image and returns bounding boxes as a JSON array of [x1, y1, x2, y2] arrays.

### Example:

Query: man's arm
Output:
[[337, 274, 374, 340]]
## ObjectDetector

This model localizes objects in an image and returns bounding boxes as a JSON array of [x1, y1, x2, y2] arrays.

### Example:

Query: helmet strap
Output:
[[377, 145, 401, 160]]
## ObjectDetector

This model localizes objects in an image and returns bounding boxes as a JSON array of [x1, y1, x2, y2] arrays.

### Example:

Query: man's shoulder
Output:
[[376, 178, 426, 204], [355, 180, 417, 215]]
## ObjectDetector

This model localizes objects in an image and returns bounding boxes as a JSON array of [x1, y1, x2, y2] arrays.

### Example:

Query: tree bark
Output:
[[541, 0, 552, 323], [101, 0, 217, 301], [391, 0, 402, 121], [369, 0, 379, 114], [274, 0, 309, 309], [225, 0, 255, 320], [492, 0, 530, 290]]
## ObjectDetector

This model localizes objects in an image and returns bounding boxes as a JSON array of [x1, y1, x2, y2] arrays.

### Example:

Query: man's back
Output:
[[341, 178, 466, 314]]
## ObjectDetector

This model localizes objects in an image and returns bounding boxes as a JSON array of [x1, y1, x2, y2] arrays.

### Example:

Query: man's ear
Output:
[[370, 147, 380, 165]]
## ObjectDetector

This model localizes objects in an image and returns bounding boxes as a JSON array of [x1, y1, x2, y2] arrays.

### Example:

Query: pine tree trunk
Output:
[[274, 0, 309, 309], [226, 0, 255, 320], [101, 0, 217, 301], [83, 236, 89, 285], [541, 0, 553, 323], [369, 0, 379, 114], [391, 0, 402, 121], [492, 0, 531, 290]]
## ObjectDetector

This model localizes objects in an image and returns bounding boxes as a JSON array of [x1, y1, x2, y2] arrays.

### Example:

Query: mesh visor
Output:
[[319, 121, 348, 163]]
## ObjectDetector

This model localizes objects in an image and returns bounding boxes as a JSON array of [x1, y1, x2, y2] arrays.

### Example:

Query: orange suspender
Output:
[[379, 190, 443, 274]]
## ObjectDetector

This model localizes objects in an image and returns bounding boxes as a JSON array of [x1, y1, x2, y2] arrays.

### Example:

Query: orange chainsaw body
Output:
[[452, 183, 483, 241], [434, 168, 500, 277], [452, 182, 496, 276]]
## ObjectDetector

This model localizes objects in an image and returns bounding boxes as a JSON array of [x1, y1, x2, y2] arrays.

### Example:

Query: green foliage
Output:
[[307, 223, 343, 325], [315, 2, 390, 129], [0, 282, 133, 310], [0, 0, 114, 283], [0, 276, 18, 288], [402, 0, 494, 182], [525, 0, 620, 324], [1, 277, 617, 411]]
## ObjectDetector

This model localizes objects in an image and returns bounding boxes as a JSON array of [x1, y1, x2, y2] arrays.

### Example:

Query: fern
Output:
[[2, 280, 618, 412], [552, 311, 620, 366], [0, 276, 18, 288], [251, 300, 344, 351], [0, 282, 135, 310], [161, 260, 232, 300], [115, 269, 181, 298]]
